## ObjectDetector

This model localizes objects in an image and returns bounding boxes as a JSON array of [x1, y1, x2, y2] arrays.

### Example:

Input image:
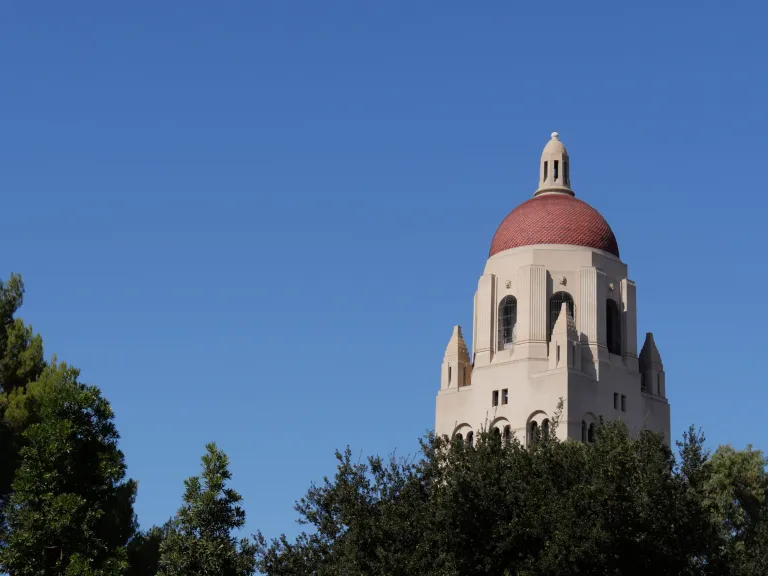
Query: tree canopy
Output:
[[157, 442, 257, 576], [0, 371, 137, 575]]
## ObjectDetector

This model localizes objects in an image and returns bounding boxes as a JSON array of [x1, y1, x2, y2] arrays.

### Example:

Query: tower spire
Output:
[[534, 132, 574, 197]]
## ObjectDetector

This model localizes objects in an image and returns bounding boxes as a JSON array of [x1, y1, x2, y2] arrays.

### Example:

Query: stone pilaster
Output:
[[621, 278, 639, 372], [473, 273, 496, 366]]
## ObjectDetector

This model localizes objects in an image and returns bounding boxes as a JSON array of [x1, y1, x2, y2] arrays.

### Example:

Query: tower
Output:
[[435, 133, 670, 445]]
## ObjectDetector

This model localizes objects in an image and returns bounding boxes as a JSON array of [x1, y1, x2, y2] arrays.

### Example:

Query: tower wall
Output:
[[435, 244, 670, 445]]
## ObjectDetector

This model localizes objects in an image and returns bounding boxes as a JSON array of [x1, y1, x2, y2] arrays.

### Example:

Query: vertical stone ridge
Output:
[[579, 267, 597, 342], [530, 265, 546, 341], [621, 279, 637, 358], [474, 273, 496, 365]]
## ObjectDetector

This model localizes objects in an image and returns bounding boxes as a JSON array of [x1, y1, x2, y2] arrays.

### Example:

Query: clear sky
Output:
[[2, 1, 767, 541]]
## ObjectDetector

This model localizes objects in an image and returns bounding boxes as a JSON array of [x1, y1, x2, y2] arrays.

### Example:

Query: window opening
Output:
[[621, 395, 626, 412], [529, 421, 539, 446], [497, 296, 517, 350], [554, 160, 559, 181], [588, 423, 596, 443], [502, 389, 508, 405], [448, 366, 452, 385], [564, 160, 569, 185], [467, 431, 474, 448], [492, 390, 499, 407], [542, 419, 550, 438], [543, 161, 548, 182], [504, 425, 511, 444]]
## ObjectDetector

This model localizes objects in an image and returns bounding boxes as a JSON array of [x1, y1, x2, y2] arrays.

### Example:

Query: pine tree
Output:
[[0, 375, 137, 575], [158, 443, 256, 576]]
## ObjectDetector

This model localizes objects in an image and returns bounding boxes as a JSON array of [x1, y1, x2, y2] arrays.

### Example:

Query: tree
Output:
[[157, 443, 257, 576], [0, 273, 46, 535], [127, 525, 170, 576], [702, 443, 768, 574], [0, 375, 137, 576], [0, 273, 45, 395], [255, 419, 730, 576]]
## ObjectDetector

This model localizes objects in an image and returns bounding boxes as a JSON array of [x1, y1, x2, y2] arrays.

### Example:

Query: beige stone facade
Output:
[[435, 134, 670, 446]]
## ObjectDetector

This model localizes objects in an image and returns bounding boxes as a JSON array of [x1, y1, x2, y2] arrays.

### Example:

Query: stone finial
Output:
[[444, 325, 470, 363], [535, 131, 574, 197], [639, 332, 662, 368]]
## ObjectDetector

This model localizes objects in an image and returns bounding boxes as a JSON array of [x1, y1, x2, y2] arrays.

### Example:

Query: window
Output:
[[448, 366, 452, 385], [588, 423, 596, 443], [542, 419, 550, 438], [621, 395, 626, 412], [467, 431, 474, 448], [549, 292, 575, 337], [492, 427, 501, 444], [455, 433, 463, 443], [581, 420, 587, 443], [543, 161, 548, 182], [497, 296, 517, 350], [606, 299, 621, 355], [554, 160, 559, 181], [614, 393, 619, 410], [502, 388, 509, 405], [529, 421, 539, 446], [564, 160, 569, 185], [641, 373, 647, 393], [492, 390, 499, 407], [504, 425, 511, 444]]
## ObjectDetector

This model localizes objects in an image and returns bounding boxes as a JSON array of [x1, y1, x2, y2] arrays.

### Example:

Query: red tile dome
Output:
[[489, 193, 619, 258]]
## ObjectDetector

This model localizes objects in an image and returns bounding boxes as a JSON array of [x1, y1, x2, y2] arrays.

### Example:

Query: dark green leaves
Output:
[[0, 375, 137, 576], [157, 443, 257, 576]]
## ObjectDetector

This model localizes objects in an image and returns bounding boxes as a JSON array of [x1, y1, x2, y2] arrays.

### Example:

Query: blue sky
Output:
[[2, 1, 767, 540]]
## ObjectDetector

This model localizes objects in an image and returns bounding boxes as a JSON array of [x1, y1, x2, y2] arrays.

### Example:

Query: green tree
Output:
[[0, 273, 45, 394], [0, 375, 137, 576], [127, 525, 170, 576], [157, 443, 257, 576], [702, 443, 768, 574], [0, 273, 46, 534], [255, 418, 728, 576]]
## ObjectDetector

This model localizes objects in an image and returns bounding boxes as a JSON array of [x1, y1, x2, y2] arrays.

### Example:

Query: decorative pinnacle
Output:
[[551, 131, 559, 139]]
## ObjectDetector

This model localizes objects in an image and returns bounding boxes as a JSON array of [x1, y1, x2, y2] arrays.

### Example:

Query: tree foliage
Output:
[[157, 442, 257, 576], [0, 375, 137, 576], [255, 418, 766, 576], [0, 273, 47, 539]]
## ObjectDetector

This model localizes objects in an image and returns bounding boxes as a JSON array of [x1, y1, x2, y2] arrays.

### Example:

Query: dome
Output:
[[489, 193, 620, 257]]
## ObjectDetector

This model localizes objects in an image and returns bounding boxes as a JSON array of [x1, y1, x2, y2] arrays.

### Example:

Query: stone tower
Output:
[[435, 133, 670, 445]]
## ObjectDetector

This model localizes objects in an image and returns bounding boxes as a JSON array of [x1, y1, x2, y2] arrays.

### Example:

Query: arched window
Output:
[[503, 425, 511, 444], [497, 296, 517, 350], [542, 419, 550, 438], [606, 299, 621, 355], [492, 427, 501, 445], [581, 420, 587, 442], [529, 421, 539, 446], [455, 433, 463, 443], [587, 423, 596, 444], [549, 291, 575, 337], [466, 431, 474, 448]]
